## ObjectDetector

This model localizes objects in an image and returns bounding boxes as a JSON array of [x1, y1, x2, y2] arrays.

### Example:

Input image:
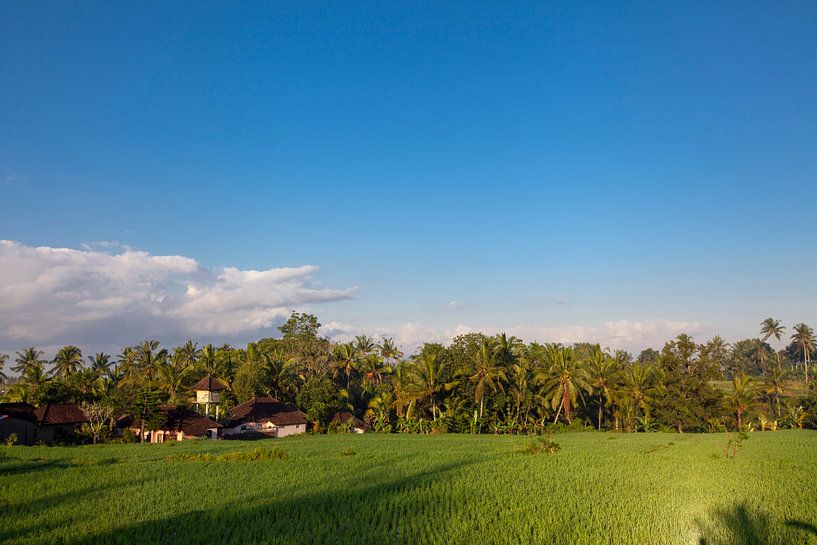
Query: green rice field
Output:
[[1, 432, 816, 545]]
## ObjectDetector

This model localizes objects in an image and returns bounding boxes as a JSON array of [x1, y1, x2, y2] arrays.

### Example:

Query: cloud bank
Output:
[[0, 240, 355, 350]]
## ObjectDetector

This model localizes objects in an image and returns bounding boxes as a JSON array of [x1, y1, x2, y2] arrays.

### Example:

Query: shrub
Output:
[[521, 436, 561, 455]]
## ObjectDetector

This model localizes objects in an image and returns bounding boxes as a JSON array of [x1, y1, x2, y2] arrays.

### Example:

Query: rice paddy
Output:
[[1, 432, 816, 545]]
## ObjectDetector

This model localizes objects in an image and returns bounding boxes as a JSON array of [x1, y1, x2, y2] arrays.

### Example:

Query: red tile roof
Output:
[[191, 375, 228, 391], [331, 411, 370, 430], [34, 404, 88, 426], [0, 402, 37, 424], [228, 397, 308, 427]]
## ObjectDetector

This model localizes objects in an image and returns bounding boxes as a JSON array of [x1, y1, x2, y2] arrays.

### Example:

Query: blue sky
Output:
[[1, 2, 816, 354]]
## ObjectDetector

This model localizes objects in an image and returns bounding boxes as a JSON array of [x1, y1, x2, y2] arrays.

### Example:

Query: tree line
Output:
[[1, 313, 815, 438]]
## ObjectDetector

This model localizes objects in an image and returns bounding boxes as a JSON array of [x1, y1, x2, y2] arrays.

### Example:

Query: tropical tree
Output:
[[378, 337, 403, 365], [12, 347, 45, 376], [586, 347, 618, 430], [333, 342, 358, 389], [750, 339, 771, 377], [724, 373, 758, 430], [175, 340, 201, 370], [52, 345, 84, 380], [360, 353, 391, 388], [537, 344, 590, 424], [87, 352, 112, 375], [765, 365, 787, 417], [135, 340, 168, 381], [466, 340, 507, 419], [354, 335, 377, 357], [791, 323, 815, 384], [621, 362, 657, 423], [760, 318, 786, 371], [405, 351, 453, 420], [157, 356, 194, 405]]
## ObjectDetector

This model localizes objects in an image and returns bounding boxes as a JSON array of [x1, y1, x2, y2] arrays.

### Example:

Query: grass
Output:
[[1, 432, 816, 544]]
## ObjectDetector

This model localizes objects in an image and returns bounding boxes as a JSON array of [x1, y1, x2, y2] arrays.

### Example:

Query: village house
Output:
[[224, 397, 308, 438], [0, 402, 38, 445], [191, 375, 227, 419], [119, 405, 221, 443], [34, 403, 89, 444], [330, 411, 370, 433]]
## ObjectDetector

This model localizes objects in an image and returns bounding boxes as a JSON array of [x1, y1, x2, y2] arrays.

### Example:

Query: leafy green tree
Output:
[[278, 311, 321, 339], [135, 340, 168, 382], [406, 350, 454, 420], [296, 377, 339, 427], [537, 345, 589, 424], [464, 340, 506, 420], [378, 337, 403, 365], [765, 365, 787, 417], [52, 345, 84, 380], [791, 323, 815, 384], [87, 352, 112, 375], [333, 342, 358, 389], [130, 388, 164, 443], [760, 318, 786, 371], [12, 347, 45, 376], [586, 346, 617, 430], [724, 373, 758, 430]]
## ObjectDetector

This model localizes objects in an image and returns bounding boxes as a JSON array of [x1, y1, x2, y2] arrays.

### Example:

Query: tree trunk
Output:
[[737, 410, 743, 430], [553, 397, 564, 424], [479, 397, 484, 419], [597, 404, 603, 431]]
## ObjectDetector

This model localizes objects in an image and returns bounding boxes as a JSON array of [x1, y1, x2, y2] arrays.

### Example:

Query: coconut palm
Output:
[[378, 337, 403, 365], [360, 353, 391, 387], [724, 373, 758, 430], [175, 340, 201, 370], [333, 342, 358, 389], [466, 340, 507, 419], [157, 358, 194, 405], [765, 366, 787, 417], [621, 362, 657, 422], [12, 347, 45, 376], [405, 352, 453, 420], [354, 335, 377, 357], [760, 318, 786, 371], [52, 345, 84, 380], [509, 360, 535, 423], [87, 352, 112, 375], [117, 346, 141, 386], [586, 347, 618, 430], [706, 335, 730, 378], [493, 333, 522, 366], [750, 338, 771, 377], [261, 350, 296, 400], [537, 344, 590, 424], [135, 340, 168, 381], [791, 323, 815, 384]]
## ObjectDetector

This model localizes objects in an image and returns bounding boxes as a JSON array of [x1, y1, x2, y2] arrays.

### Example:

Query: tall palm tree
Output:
[[765, 365, 787, 417], [354, 335, 376, 357], [509, 360, 534, 423], [360, 353, 391, 387], [621, 362, 656, 422], [750, 339, 771, 377], [466, 340, 507, 419], [378, 337, 403, 365], [52, 345, 84, 380], [175, 340, 201, 370], [135, 340, 167, 381], [725, 373, 758, 430], [493, 333, 522, 367], [12, 347, 45, 376], [333, 342, 358, 389], [791, 323, 815, 384], [760, 318, 786, 371], [261, 350, 295, 400], [706, 335, 730, 378], [117, 346, 141, 386], [586, 347, 618, 430], [537, 344, 590, 424], [406, 352, 453, 420], [157, 359, 194, 405], [87, 352, 112, 375]]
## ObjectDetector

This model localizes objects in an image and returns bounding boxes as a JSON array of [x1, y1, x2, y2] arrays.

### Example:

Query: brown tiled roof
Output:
[[0, 402, 37, 424], [331, 411, 370, 430], [34, 404, 88, 426], [191, 375, 228, 391], [122, 405, 222, 437], [228, 397, 308, 427]]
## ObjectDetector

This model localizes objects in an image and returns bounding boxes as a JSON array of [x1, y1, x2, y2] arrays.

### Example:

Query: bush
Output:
[[521, 436, 561, 455]]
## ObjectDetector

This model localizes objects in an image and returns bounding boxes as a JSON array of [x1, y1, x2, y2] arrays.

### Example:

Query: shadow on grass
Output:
[[62, 459, 478, 545], [697, 503, 817, 545]]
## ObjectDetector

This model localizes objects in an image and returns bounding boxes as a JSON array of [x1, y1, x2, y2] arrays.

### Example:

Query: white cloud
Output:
[[0, 240, 355, 351]]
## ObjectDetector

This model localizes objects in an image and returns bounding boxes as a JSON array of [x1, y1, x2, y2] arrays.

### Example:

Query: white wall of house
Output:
[[224, 420, 306, 438]]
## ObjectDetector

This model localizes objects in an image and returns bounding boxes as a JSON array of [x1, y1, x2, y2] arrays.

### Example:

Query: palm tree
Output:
[[466, 340, 507, 419], [621, 362, 656, 424], [333, 342, 358, 389], [765, 365, 787, 417], [725, 373, 758, 430], [791, 323, 815, 384], [378, 337, 403, 365], [52, 345, 84, 380], [406, 352, 453, 420], [175, 340, 201, 370], [157, 359, 194, 405], [87, 353, 112, 375], [750, 338, 771, 377], [537, 344, 590, 424], [360, 353, 391, 387], [586, 347, 618, 430], [760, 318, 786, 371], [0, 353, 8, 385], [261, 350, 295, 400], [492, 333, 522, 366], [706, 335, 730, 378], [509, 360, 535, 423], [354, 335, 376, 357], [135, 340, 167, 381], [117, 346, 141, 386], [12, 347, 45, 376]]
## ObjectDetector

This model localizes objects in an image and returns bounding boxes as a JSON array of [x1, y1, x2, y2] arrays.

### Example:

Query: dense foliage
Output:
[[1, 314, 815, 438], [1, 433, 816, 544]]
